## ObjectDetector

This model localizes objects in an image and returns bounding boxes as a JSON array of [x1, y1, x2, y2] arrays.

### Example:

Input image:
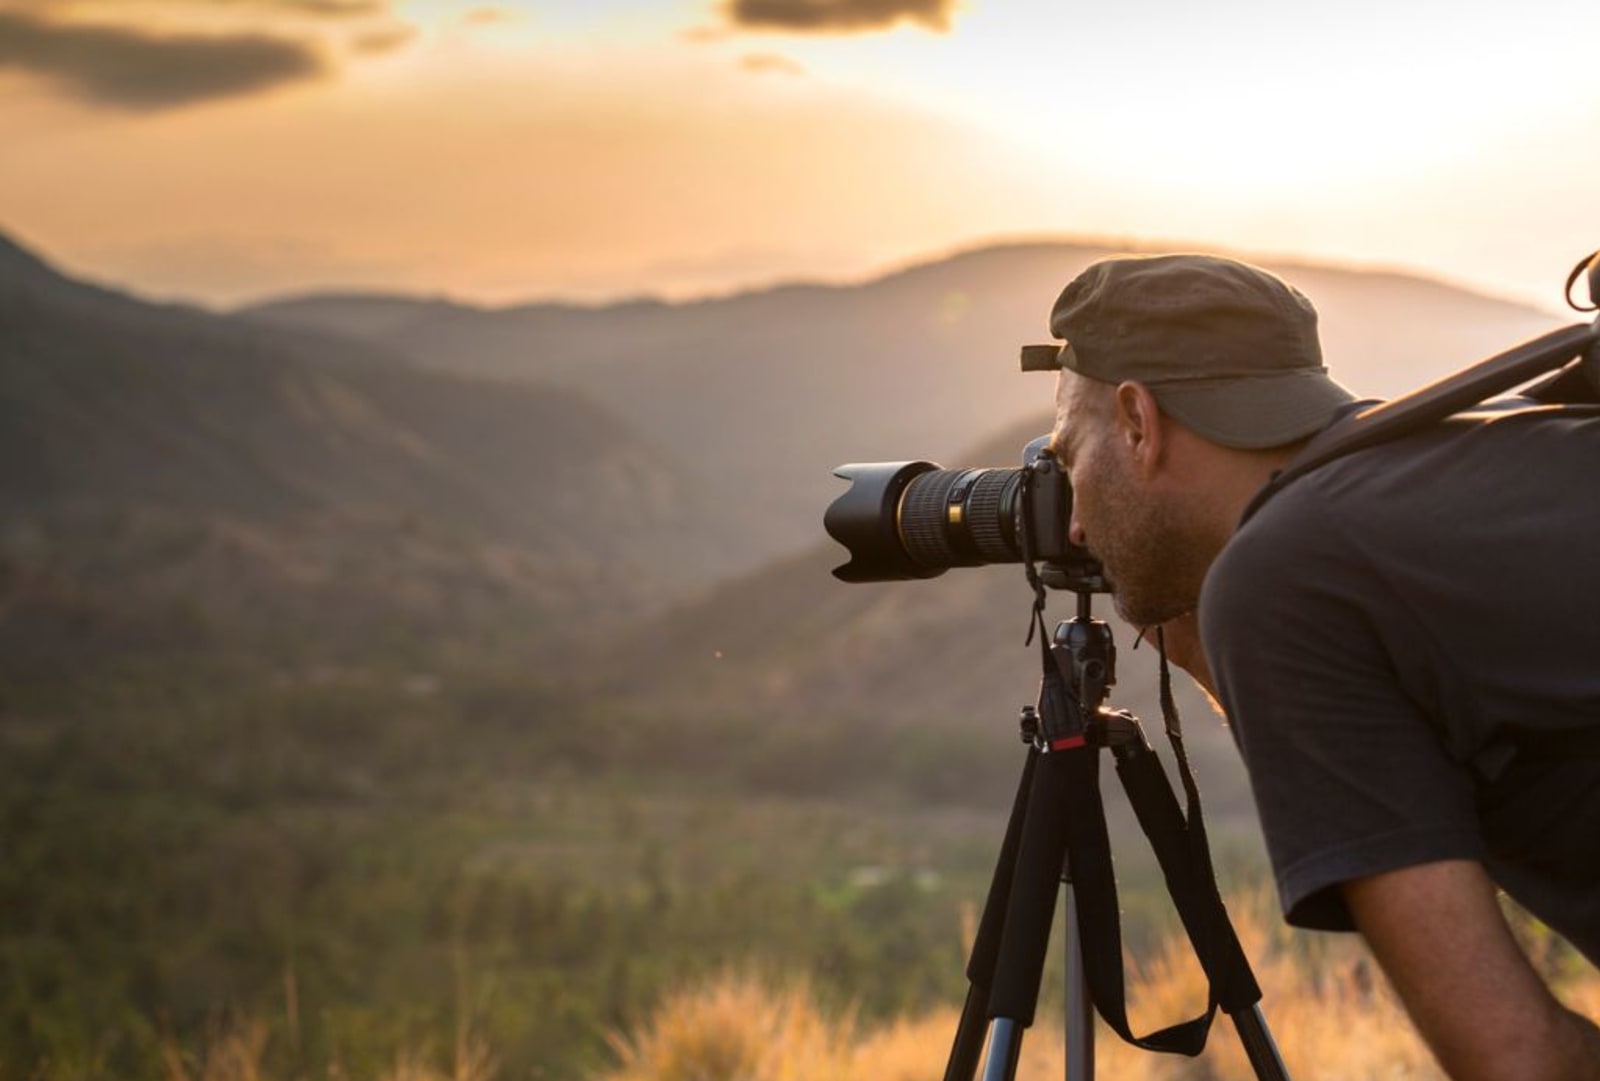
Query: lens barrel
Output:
[[824, 461, 1026, 582], [898, 468, 1023, 569]]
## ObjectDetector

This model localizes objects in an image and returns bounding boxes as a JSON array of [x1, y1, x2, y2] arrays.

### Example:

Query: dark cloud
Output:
[[0, 10, 325, 109], [726, 0, 955, 34]]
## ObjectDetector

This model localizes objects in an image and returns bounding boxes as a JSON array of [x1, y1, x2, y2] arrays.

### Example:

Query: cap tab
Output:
[[1020, 343, 1065, 372]]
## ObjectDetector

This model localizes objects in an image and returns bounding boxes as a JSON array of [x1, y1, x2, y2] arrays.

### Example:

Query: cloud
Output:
[[680, 24, 731, 43], [725, 0, 955, 34], [2, 0, 389, 15], [0, 10, 326, 109], [251, 0, 386, 13], [199, 0, 386, 13], [740, 52, 804, 75], [461, 7, 516, 26], [349, 23, 415, 54]]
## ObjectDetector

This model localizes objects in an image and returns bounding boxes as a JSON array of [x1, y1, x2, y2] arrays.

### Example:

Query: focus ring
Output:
[[965, 470, 1017, 561], [899, 469, 968, 567], [897, 468, 1023, 569]]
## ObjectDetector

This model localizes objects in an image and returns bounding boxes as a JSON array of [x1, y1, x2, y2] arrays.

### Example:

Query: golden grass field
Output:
[[144, 894, 1599, 1081], [600, 896, 1600, 1081]]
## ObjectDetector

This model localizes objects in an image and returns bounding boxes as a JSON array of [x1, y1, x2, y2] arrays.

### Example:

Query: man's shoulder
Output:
[[1250, 397, 1600, 522], [1213, 399, 1600, 597], [1206, 475, 1346, 603], [1203, 398, 1600, 662], [1199, 450, 1393, 660]]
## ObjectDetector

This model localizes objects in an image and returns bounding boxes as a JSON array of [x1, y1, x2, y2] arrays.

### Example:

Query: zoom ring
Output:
[[898, 468, 1022, 570], [965, 470, 1018, 561], [899, 469, 968, 567]]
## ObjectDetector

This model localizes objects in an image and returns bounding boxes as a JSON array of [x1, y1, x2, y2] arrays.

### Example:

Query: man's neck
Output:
[[1181, 441, 1305, 559]]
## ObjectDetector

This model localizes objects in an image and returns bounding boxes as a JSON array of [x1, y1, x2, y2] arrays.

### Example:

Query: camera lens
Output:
[[824, 461, 1030, 582], [897, 468, 1022, 569]]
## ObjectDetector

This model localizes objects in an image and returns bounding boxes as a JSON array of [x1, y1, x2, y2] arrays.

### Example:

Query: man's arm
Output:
[[1344, 859, 1600, 1081]]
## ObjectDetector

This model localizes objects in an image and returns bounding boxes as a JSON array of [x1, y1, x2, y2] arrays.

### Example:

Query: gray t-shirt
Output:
[[1200, 401, 1600, 965]]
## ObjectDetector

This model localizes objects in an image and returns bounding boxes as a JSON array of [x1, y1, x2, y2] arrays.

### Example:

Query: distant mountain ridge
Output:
[[0, 229, 742, 665], [2, 226, 1572, 677], [245, 241, 1565, 576]]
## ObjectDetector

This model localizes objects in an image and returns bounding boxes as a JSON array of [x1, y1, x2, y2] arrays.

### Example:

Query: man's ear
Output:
[[1112, 381, 1165, 478]]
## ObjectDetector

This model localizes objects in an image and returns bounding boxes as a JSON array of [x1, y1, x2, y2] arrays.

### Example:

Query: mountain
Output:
[[8, 228, 1574, 676], [245, 243, 1567, 576], [0, 231, 742, 666], [596, 410, 1185, 723]]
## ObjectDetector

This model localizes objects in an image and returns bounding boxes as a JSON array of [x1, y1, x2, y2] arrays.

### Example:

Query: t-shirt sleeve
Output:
[[1199, 495, 1485, 932]]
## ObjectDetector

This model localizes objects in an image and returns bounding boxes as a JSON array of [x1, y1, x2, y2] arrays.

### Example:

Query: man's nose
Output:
[[1068, 516, 1088, 549]]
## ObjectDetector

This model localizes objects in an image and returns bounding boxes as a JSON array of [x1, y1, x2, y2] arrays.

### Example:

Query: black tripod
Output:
[[944, 590, 1290, 1081]]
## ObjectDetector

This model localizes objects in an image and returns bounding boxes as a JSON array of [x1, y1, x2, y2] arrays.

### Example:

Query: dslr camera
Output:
[[824, 435, 1107, 594]]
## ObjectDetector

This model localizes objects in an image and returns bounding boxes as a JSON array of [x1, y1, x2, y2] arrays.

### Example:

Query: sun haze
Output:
[[0, 0, 1595, 307]]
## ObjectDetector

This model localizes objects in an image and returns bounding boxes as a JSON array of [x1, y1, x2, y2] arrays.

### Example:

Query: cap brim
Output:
[[1150, 370, 1357, 449]]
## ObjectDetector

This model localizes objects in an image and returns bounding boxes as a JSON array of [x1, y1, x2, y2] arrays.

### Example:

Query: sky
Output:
[[0, 0, 1597, 310]]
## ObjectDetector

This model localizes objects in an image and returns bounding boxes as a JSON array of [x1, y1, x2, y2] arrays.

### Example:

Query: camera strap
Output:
[[1046, 633, 1263, 1056], [1148, 640, 1264, 1014]]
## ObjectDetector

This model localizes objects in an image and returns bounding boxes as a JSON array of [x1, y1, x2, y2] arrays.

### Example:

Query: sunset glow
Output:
[[1, 0, 1595, 308]]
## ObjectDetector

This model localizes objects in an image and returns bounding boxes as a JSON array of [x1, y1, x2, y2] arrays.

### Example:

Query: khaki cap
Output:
[[1036, 253, 1355, 449]]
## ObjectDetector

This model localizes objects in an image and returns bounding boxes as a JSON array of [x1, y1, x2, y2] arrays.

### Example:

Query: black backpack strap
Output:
[[1507, 726, 1600, 760], [1239, 322, 1599, 526]]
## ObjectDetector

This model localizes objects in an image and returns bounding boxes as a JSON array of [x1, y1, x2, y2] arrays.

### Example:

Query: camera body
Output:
[[824, 435, 1107, 593]]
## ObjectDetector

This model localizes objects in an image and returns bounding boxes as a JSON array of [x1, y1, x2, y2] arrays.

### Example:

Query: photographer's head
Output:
[[1045, 254, 1355, 626]]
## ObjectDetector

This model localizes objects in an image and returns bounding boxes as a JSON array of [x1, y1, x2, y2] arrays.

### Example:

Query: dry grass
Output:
[[154, 1020, 498, 1081], [604, 973, 853, 1081], [64, 895, 1599, 1081], [161, 1021, 272, 1081], [593, 894, 1600, 1081]]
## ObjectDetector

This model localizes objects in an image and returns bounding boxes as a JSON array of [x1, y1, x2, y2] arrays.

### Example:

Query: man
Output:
[[1041, 253, 1600, 1081]]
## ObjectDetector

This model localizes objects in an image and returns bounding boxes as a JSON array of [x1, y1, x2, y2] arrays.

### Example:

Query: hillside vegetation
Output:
[[0, 233, 741, 671]]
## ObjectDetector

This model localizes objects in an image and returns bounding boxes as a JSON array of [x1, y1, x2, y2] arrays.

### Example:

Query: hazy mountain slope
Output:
[[603, 413, 1161, 716], [13, 227, 1573, 678], [595, 414, 1257, 826], [246, 242, 1567, 576], [0, 233, 734, 663]]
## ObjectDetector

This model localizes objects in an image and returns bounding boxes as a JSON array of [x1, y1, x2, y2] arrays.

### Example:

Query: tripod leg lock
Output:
[[1088, 708, 1151, 754]]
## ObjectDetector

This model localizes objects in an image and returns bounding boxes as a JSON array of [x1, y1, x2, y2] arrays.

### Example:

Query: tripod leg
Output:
[[978, 747, 1080, 1079], [945, 750, 1038, 1081], [946, 987, 989, 1081], [980, 1019, 1024, 1081], [989, 748, 1075, 1025], [1231, 1005, 1290, 1081], [1062, 867, 1094, 1081]]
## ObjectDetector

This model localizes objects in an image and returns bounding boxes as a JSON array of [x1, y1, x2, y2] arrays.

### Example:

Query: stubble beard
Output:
[[1085, 466, 1210, 630]]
